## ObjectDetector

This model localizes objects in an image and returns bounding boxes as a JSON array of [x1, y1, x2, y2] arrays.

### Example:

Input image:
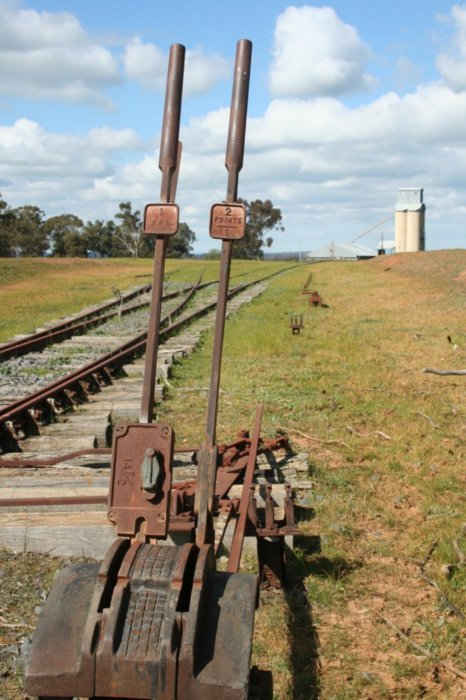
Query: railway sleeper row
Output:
[[0, 280, 313, 562]]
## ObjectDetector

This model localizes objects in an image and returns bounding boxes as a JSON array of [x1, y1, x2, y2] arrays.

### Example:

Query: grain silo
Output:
[[395, 188, 426, 252]]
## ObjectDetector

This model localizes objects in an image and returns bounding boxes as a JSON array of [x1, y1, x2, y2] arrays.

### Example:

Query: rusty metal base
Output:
[[25, 539, 258, 700]]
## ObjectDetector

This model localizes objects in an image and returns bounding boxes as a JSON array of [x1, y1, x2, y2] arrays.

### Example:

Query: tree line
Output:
[[0, 195, 282, 259]]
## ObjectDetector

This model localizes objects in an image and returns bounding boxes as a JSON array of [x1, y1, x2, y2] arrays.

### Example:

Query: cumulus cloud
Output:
[[185, 48, 230, 95], [172, 78, 466, 248], [268, 5, 376, 98], [0, 118, 145, 218], [123, 39, 167, 92], [123, 39, 229, 96], [245, 84, 466, 152], [436, 4, 466, 91], [0, 2, 120, 107], [4, 4, 466, 250]]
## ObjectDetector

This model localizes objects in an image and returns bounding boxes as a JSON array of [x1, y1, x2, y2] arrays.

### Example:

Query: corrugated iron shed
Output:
[[307, 242, 377, 260]]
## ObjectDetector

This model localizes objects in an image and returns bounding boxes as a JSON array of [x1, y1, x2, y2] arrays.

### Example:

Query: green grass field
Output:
[[0, 252, 465, 699]]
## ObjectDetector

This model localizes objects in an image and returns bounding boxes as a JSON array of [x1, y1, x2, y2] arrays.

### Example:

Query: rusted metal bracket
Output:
[[226, 404, 263, 572], [290, 313, 304, 334], [107, 422, 174, 539], [306, 289, 329, 307]]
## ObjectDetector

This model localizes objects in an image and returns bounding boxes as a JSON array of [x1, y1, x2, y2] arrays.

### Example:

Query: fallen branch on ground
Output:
[[416, 411, 439, 429], [277, 426, 352, 450], [380, 615, 466, 680], [346, 426, 393, 440], [423, 368, 466, 376], [374, 430, 392, 440], [418, 573, 465, 620], [0, 616, 34, 630], [438, 524, 466, 579], [453, 523, 466, 567], [419, 539, 438, 571], [415, 536, 465, 619]]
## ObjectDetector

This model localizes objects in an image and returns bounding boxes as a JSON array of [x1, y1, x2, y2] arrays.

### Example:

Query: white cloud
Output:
[[5, 69, 466, 250], [3, 4, 466, 251], [123, 38, 229, 96], [269, 5, 376, 98], [179, 107, 230, 153], [436, 4, 466, 91], [123, 38, 167, 92], [173, 79, 466, 248], [0, 2, 120, 107], [185, 47, 229, 96], [87, 126, 143, 151], [245, 83, 466, 153], [0, 119, 144, 218]]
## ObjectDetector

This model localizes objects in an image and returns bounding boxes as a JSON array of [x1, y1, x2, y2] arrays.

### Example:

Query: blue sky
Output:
[[1, 0, 466, 253]]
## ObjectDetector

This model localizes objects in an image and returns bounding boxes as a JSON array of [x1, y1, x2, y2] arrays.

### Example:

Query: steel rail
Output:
[[0, 266, 290, 453], [0, 447, 111, 468], [0, 266, 289, 363], [0, 284, 195, 362], [0, 280, 197, 450], [0, 277, 248, 450], [0, 445, 204, 469], [0, 281, 151, 360], [0, 282, 199, 419]]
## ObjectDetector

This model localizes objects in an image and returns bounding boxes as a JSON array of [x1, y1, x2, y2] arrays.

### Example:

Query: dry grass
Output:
[[0, 257, 283, 343], [160, 251, 466, 699], [1, 252, 465, 699]]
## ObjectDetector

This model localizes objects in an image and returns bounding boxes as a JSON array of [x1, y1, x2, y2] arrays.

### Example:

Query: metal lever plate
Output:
[[108, 422, 174, 538], [210, 203, 246, 239], [143, 202, 179, 235]]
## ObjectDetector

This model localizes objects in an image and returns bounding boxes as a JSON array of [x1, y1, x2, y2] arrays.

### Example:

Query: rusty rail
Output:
[[0, 279, 196, 452], [0, 282, 151, 361], [0, 268, 287, 454]]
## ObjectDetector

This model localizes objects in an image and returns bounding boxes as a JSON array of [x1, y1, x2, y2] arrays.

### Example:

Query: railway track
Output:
[[0, 273, 273, 455], [0, 282, 191, 403], [0, 268, 286, 454], [0, 280, 155, 362], [0, 268, 310, 559]]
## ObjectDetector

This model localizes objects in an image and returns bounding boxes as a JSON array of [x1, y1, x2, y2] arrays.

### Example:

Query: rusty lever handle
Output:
[[140, 44, 185, 424], [159, 43, 185, 204], [225, 39, 252, 203], [196, 40, 252, 546]]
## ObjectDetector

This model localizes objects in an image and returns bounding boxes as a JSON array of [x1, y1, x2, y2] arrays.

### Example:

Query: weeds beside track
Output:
[[0, 253, 465, 699]]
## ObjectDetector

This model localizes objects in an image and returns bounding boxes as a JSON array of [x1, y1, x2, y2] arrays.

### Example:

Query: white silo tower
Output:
[[395, 188, 426, 252]]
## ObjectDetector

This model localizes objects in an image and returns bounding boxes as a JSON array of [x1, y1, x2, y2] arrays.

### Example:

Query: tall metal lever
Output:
[[140, 44, 185, 424], [196, 39, 252, 546]]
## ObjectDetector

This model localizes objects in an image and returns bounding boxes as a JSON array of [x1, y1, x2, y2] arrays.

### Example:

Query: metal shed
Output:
[[307, 242, 377, 260]]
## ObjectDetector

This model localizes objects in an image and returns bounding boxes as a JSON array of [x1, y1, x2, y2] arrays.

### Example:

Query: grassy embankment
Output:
[[0, 256, 285, 343], [0, 252, 465, 699]]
